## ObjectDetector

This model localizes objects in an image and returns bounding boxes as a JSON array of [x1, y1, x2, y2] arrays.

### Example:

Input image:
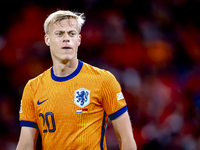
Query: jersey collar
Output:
[[51, 60, 83, 82]]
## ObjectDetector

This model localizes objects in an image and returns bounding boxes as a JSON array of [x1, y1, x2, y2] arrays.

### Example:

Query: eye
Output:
[[55, 32, 64, 36], [69, 32, 76, 36]]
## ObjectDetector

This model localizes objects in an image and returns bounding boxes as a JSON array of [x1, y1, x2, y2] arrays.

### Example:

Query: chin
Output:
[[61, 59, 70, 64], [61, 56, 72, 61], [61, 56, 76, 64]]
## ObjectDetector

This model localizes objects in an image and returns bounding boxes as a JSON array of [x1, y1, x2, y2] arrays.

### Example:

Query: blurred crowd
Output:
[[0, 0, 200, 149]]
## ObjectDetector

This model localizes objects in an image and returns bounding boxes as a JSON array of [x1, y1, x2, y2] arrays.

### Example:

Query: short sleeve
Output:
[[19, 80, 38, 129], [101, 71, 127, 120]]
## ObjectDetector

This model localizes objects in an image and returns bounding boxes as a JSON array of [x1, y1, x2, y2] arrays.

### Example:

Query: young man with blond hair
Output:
[[16, 10, 137, 150]]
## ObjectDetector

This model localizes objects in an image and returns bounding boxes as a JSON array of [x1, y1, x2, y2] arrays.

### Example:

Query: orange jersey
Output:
[[19, 60, 127, 150]]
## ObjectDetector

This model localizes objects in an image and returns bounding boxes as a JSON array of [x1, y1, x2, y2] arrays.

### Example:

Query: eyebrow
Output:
[[54, 29, 77, 33]]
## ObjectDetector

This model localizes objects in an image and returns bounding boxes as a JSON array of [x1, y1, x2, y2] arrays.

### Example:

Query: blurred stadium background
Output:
[[0, 0, 200, 149]]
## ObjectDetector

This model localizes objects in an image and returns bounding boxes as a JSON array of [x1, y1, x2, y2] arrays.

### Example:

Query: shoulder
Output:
[[82, 62, 113, 77], [26, 68, 51, 90], [82, 62, 118, 84]]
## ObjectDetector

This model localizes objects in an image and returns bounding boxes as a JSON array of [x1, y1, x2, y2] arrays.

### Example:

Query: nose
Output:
[[63, 33, 70, 42], [63, 39, 70, 42]]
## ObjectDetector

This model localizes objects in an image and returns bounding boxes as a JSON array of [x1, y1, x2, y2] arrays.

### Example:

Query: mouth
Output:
[[62, 46, 72, 49]]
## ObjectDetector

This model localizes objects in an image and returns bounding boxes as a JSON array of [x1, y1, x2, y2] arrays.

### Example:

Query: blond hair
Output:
[[44, 10, 85, 34]]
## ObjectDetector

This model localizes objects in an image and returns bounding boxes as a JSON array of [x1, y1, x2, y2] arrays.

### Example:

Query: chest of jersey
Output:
[[19, 62, 125, 149], [33, 74, 106, 148]]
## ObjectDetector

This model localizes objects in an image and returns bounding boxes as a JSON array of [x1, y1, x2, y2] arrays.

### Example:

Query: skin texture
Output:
[[112, 112, 137, 150], [45, 18, 81, 77], [16, 127, 38, 150]]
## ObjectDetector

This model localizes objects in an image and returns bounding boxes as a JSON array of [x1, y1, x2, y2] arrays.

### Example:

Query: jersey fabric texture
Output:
[[19, 60, 127, 150]]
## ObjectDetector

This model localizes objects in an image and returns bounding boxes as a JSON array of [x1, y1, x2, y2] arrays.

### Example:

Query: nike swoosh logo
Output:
[[37, 98, 49, 105]]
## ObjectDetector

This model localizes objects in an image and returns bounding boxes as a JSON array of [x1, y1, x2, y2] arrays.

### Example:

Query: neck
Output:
[[52, 58, 79, 77]]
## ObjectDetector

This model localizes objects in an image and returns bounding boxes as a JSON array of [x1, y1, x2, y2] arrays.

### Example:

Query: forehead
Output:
[[49, 18, 78, 33]]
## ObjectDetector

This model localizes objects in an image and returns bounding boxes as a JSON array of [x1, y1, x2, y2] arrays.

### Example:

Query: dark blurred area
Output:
[[0, 0, 200, 149]]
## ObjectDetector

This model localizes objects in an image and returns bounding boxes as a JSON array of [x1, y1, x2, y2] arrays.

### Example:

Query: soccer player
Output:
[[16, 10, 137, 150]]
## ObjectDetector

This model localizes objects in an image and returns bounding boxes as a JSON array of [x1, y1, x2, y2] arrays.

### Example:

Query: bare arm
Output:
[[16, 127, 39, 150], [111, 111, 137, 150]]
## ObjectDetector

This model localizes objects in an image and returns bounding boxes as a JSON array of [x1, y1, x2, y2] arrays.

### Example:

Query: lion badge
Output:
[[74, 88, 90, 108]]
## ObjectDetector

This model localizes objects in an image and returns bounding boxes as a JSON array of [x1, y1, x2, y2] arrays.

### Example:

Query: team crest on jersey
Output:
[[74, 88, 90, 108]]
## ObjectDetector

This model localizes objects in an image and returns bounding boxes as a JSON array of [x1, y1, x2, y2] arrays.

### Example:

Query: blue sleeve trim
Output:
[[108, 106, 128, 121], [100, 112, 106, 150], [20, 121, 38, 130]]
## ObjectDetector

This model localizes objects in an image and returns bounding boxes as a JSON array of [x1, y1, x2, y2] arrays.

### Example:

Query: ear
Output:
[[78, 34, 81, 46], [45, 34, 50, 46]]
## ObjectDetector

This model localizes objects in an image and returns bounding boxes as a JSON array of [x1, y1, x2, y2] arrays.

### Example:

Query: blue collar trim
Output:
[[51, 60, 83, 82]]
